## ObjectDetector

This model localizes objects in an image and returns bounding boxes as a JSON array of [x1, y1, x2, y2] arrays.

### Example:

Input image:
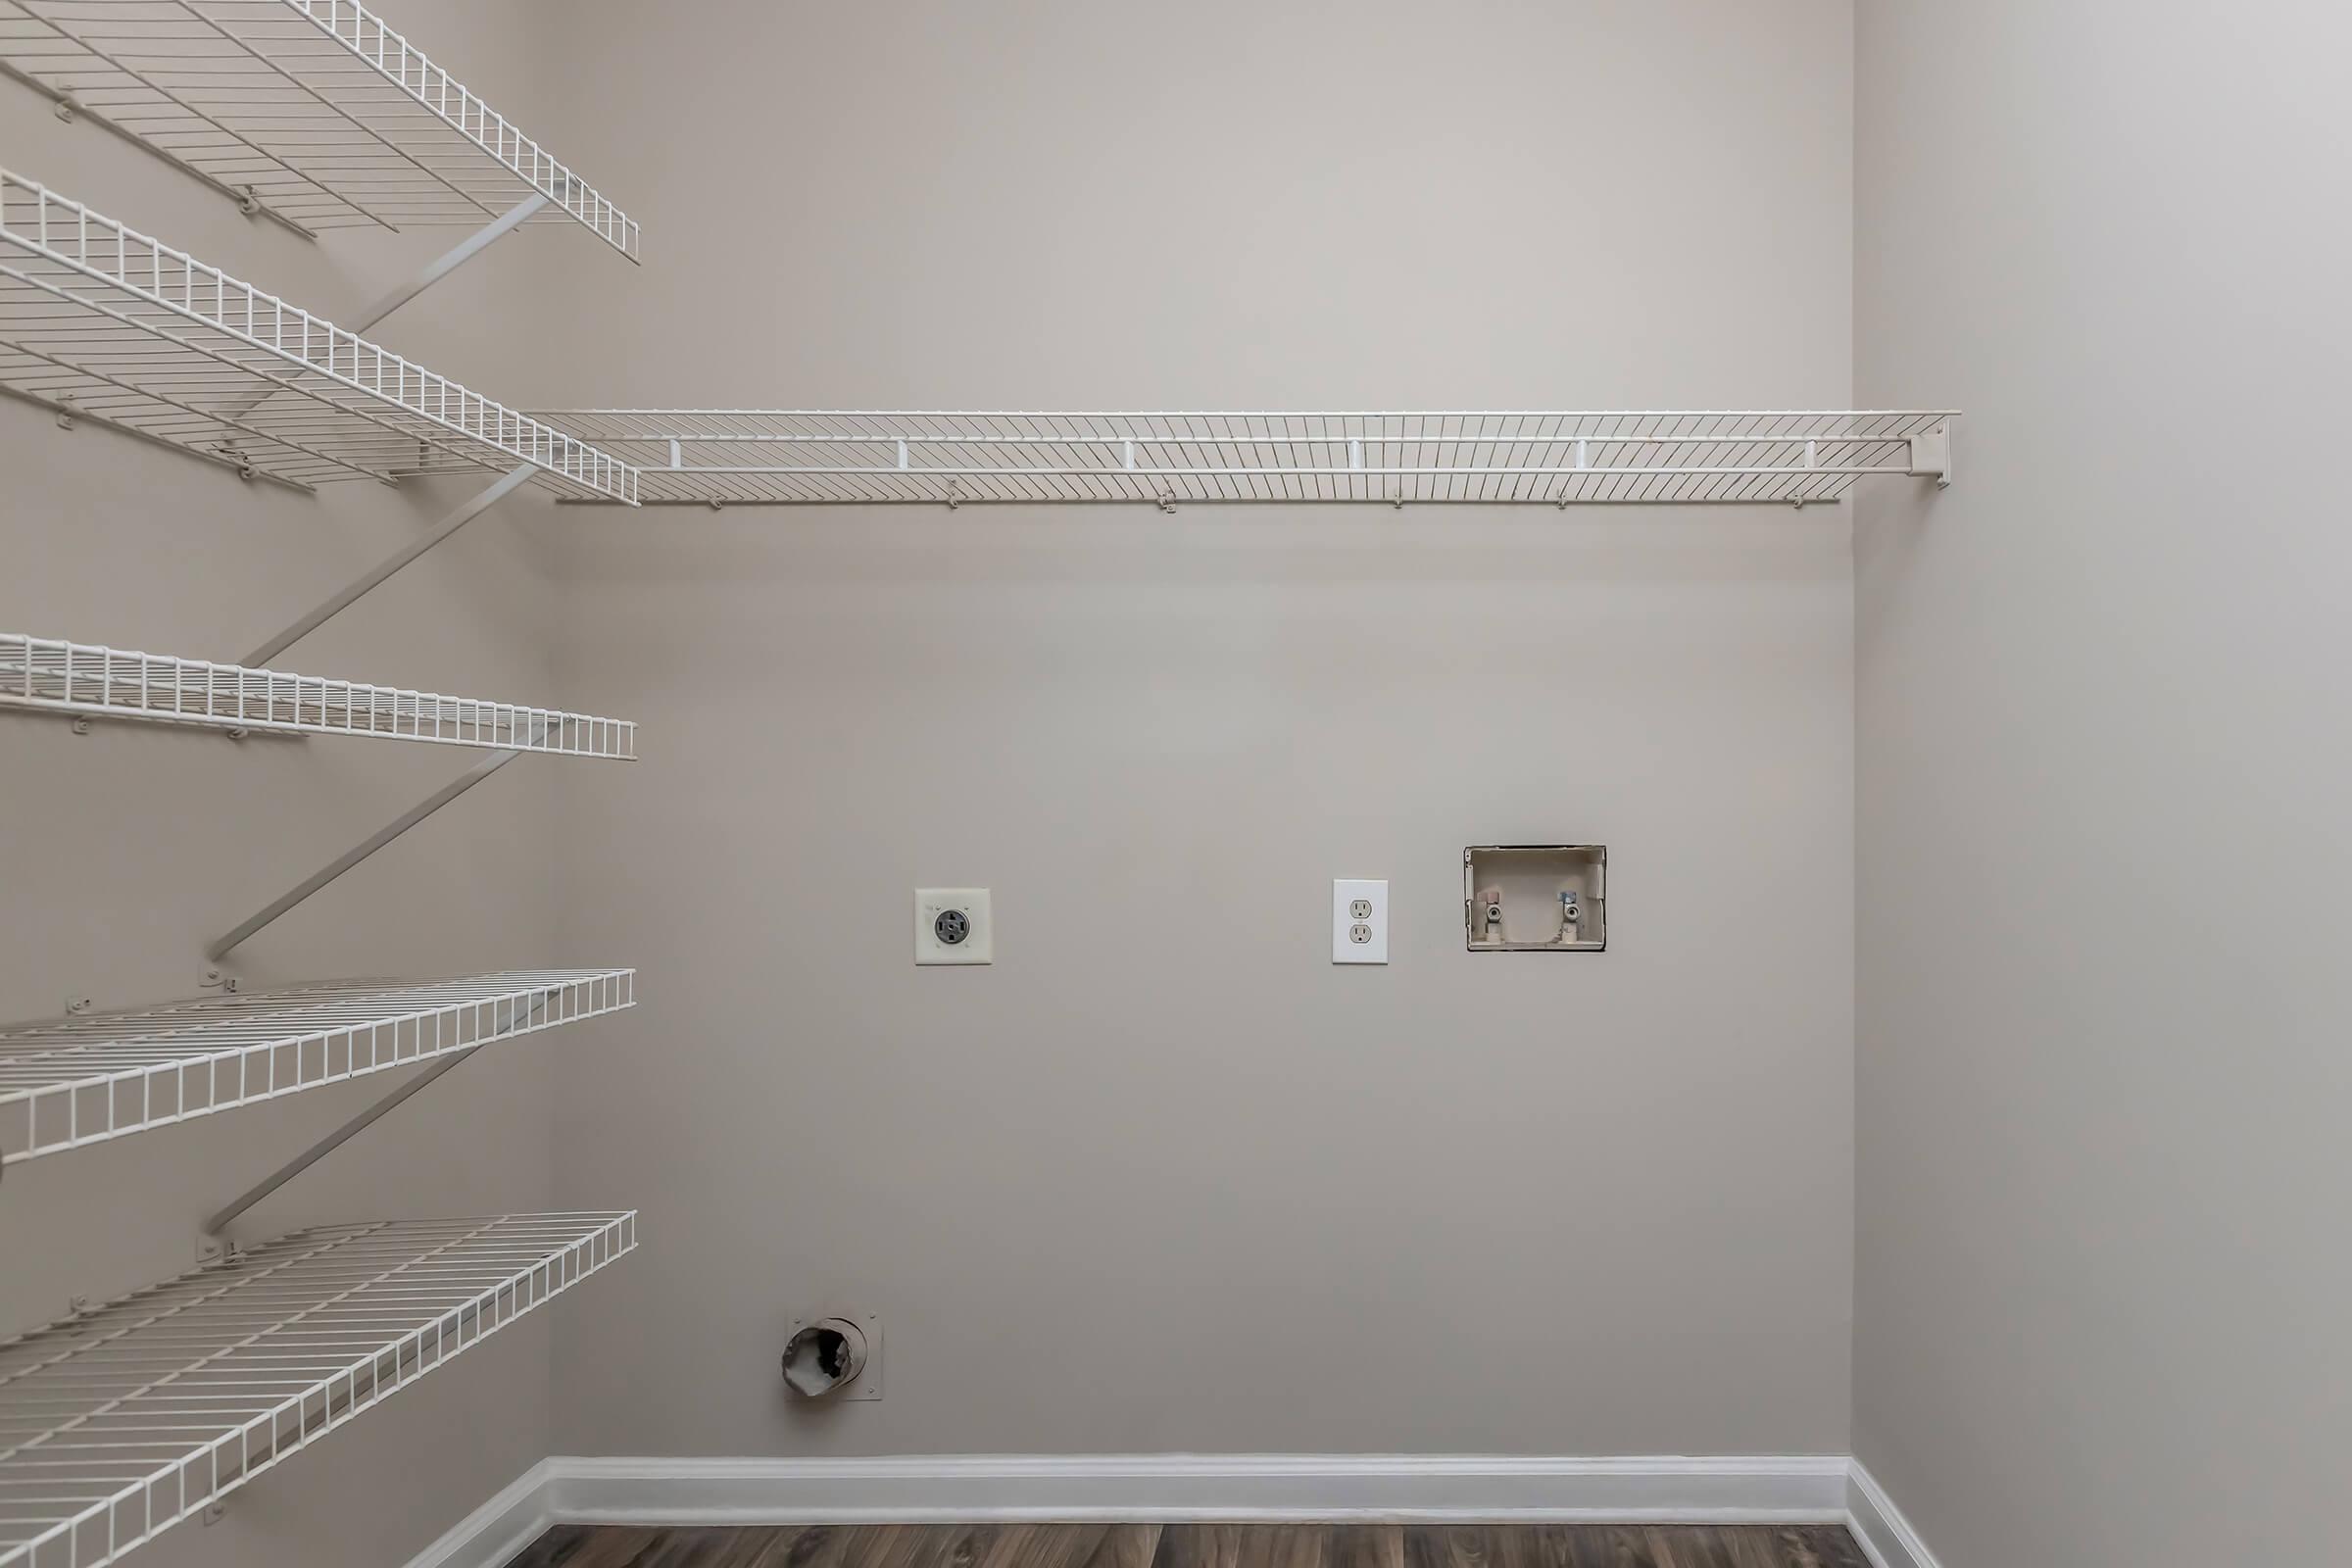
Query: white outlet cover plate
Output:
[[1332, 878, 1389, 963], [915, 888, 993, 964]]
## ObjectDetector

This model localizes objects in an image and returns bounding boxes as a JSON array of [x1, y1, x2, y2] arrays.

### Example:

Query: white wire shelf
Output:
[[528, 410, 1958, 508], [0, 633, 638, 759], [0, 1210, 636, 1568], [0, 171, 640, 499], [0, 970, 633, 1167], [0, 0, 638, 256]]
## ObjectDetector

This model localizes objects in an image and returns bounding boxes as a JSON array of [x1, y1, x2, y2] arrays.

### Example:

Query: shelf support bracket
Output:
[[204, 192, 554, 433], [1907, 425, 1954, 488], [351, 191, 551, 332], [197, 192, 551, 455], [197, 997, 545, 1251], [239, 462, 536, 668], [205, 721, 547, 963]]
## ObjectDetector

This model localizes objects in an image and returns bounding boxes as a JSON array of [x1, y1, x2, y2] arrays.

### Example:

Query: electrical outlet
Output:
[[1332, 879, 1389, 964], [915, 889, 993, 965]]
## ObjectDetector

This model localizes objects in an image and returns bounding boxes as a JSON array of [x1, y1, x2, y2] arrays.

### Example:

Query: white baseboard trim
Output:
[[411, 1453, 1942, 1568], [404, 1459, 555, 1568], [540, 1453, 1851, 1526], [1843, 1461, 1941, 1568]]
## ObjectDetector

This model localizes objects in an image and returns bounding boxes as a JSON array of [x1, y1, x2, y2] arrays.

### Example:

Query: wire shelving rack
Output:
[[0, 1211, 637, 1568], [0, 11, 650, 1555], [0, 971, 634, 1167], [529, 410, 1956, 507], [0, 633, 638, 758], [0, 171, 639, 499], [0, 0, 638, 255]]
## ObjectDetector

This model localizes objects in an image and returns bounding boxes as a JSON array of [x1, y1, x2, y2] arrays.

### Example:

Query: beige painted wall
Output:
[[530, 0, 1862, 1459], [6, 2, 1881, 1555], [1853, 3, 2352, 1564], [0, 3, 618, 1562]]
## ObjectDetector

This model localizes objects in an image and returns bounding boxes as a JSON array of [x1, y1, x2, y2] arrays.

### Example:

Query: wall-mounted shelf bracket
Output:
[[197, 991, 549, 1248], [205, 720, 548, 962], [209, 195, 549, 431], [217, 463, 535, 751], [1907, 426, 1953, 487], [350, 190, 551, 332], [200, 1047, 481, 1248], [239, 462, 536, 667]]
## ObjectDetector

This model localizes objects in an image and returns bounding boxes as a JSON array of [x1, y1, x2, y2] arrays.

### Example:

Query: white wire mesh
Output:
[[0, 970, 634, 1166], [0, 1211, 636, 1568], [0, 633, 638, 759], [0, 0, 638, 255], [0, 171, 640, 499], [529, 410, 1958, 507]]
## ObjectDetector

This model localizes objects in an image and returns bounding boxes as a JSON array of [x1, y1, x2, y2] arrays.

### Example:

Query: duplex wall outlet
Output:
[[1332, 878, 1389, 964], [915, 889, 992, 964]]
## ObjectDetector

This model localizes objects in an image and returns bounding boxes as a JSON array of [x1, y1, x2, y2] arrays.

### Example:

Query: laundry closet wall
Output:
[[0, 4, 605, 1563], [1852, 3, 2352, 1564], [522, 0, 1865, 1459]]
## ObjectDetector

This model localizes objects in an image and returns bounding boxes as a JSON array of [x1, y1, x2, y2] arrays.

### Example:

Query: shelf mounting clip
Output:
[[1907, 424, 1954, 489], [0, 59, 315, 237]]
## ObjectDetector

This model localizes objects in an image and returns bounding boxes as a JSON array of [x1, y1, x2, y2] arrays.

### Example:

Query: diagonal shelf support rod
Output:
[[212, 465, 545, 963], [352, 190, 550, 332], [212, 191, 549, 431], [241, 462, 535, 667], [206, 720, 547, 962], [200, 997, 544, 1243]]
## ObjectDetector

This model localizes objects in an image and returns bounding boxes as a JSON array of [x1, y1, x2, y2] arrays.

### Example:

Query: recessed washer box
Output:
[[1464, 846, 1607, 951]]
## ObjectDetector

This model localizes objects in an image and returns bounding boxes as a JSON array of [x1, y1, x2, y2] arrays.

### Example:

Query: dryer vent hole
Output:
[[781, 1318, 868, 1398], [806, 1329, 853, 1378]]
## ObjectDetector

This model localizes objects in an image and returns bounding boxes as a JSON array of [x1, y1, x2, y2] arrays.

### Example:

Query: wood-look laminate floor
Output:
[[510, 1522, 1874, 1568]]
